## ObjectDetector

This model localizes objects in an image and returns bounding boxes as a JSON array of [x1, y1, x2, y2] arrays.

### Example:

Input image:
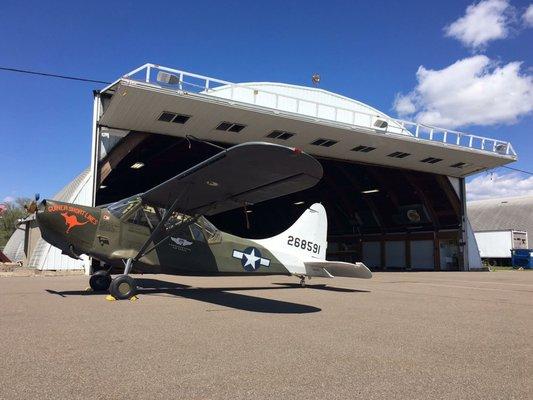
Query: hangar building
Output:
[[6, 64, 517, 272]]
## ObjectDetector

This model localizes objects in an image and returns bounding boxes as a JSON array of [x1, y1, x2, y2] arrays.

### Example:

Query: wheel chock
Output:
[[85, 287, 93, 292], [105, 295, 117, 301], [129, 295, 138, 302]]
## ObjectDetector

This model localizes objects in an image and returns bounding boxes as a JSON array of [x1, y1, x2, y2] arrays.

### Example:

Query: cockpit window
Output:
[[190, 224, 206, 242], [198, 216, 221, 243], [108, 196, 141, 218]]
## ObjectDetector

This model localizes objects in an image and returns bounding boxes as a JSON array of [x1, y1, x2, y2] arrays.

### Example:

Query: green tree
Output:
[[0, 198, 31, 249]]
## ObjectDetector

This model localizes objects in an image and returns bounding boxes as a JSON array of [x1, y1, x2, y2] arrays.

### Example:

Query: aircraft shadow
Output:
[[45, 278, 322, 314], [272, 283, 370, 293]]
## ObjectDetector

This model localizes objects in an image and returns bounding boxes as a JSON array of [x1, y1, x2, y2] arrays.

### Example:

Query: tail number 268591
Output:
[[287, 235, 321, 254]]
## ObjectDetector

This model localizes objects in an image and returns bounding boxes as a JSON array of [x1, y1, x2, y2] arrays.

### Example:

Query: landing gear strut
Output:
[[299, 275, 306, 288], [105, 258, 137, 300]]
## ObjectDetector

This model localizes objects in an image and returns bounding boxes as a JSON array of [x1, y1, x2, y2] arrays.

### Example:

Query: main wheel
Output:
[[109, 275, 137, 300], [89, 270, 112, 291]]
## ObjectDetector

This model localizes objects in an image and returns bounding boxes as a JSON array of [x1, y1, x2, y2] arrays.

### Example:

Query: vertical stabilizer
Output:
[[256, 203, 327, 261]]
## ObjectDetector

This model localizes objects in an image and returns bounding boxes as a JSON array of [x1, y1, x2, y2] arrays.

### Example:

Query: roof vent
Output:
[[311, 138, 337, 147], [157, 112, 191, 124], [351, 145, 376, 153], [420, 157, 443, 164], [216, 122, 246, 133], [158, 112, 176, 122], [450, 162, 471, 169], [267, 130, 295, 140], [388, 151, 410, 159]]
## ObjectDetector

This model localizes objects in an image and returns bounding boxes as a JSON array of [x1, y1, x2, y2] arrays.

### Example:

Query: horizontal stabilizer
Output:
[[304, 261, 372, 279]]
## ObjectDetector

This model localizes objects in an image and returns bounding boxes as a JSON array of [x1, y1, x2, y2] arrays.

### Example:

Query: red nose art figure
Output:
[[61, 212, 88, 233]]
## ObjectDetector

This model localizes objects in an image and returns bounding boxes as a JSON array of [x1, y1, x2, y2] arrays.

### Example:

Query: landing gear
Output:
[[109, 274, 137, 300], [299, 275, 306, 288], [89, 270, 112, 291]]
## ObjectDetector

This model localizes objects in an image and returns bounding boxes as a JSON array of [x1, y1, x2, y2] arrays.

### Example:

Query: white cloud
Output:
[[467, 172, 533, 200], [2, 196, 15, 203], [524, 4, 533, 26], [445, 0, 513, 50], [393, 55, 533, 128]]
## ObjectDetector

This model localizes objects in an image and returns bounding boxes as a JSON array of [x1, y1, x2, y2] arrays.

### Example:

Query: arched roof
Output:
[[5, 168, 92, 270], [468, 195, 533, 235], [206, 82, 409, 135]]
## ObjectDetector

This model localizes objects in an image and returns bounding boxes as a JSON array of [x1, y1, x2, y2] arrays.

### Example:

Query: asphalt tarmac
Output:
[[0, 271, 532, 399]]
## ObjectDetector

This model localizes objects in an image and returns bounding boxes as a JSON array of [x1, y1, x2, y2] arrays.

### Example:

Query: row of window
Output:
[[156, 111, 470, 169]]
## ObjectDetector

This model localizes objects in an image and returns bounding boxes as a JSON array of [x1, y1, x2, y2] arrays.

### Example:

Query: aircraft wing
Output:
[[141, 142, 323, 216], [304, 261, 373, 279]]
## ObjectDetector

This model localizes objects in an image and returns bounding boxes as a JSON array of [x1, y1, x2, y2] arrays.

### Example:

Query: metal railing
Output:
[[119, 63, 516, 157]]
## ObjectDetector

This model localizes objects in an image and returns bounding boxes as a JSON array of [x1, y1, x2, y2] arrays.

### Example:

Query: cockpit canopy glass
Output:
[[106, 196, 220, 243]]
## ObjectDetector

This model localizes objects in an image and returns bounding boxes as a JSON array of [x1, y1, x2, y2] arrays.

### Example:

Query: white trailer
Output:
[[474, 230, 528, 265]]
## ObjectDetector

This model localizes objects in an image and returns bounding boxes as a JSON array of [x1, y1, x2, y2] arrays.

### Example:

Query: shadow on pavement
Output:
[[45, 278, 323, 314], [273, 282, 370, 293]]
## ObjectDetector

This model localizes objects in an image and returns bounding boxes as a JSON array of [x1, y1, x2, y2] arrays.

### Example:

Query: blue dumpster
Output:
[[511, 249, 533, 269]]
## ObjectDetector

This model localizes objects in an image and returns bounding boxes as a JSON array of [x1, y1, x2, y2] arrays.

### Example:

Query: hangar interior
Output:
[[87, 64, 516, 271]]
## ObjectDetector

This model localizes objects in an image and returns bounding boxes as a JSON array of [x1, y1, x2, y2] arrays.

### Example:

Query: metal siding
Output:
[[385, 241, 406, 268], [362, 242, 381, 268], [410, 240, 434, 270]]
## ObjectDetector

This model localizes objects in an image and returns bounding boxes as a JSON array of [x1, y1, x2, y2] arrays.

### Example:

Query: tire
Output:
[[109, 275, 137, 300], [89, 270, 112, 291]]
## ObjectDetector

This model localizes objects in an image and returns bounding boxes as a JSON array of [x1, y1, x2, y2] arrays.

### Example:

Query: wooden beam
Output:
[[98, 132, 150, 186], [435, 175, 461, 217], [336, 165, 385, 231], [404, 172, 440, 229]]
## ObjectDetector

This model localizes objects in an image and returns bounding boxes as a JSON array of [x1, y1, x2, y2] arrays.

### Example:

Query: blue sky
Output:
[[1, 0, 532, 202]]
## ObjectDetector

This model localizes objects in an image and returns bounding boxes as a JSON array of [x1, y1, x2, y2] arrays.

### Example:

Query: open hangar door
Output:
[[95, 131, 462, 271]]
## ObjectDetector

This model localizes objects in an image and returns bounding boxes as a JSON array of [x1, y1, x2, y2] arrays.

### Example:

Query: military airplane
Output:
[[34, 142, 371, 300]]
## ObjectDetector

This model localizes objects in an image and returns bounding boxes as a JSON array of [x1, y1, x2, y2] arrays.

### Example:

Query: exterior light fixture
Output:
[[206, 180, 219, 187], [245, 210, 253, 213], [312, 73, 320, 86], [361, 189, 379, 194], [156, 71, 180, 85], [374, 119, 388, 129], [130, 162, 145, 169], [99, 185, 107, 189], [293, 201, 305, 205]]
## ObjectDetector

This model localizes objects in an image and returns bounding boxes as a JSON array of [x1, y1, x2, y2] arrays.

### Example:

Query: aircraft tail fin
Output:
[[257, 203, 328, 260]]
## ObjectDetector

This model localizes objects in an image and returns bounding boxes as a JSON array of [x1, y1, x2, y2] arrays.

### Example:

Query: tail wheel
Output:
[[109, 275, 137, 300], [89, 270, 112, 291]]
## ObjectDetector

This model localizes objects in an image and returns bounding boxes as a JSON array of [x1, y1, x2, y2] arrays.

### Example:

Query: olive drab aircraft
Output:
[[34, 142, 372, 300]]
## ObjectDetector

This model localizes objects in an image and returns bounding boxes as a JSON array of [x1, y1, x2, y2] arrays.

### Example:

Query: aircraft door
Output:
[[156, 220, 217, 274]]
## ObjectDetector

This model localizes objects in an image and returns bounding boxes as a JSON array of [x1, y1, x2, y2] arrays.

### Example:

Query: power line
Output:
[[502, 165, 533, 175], [0, 66, 111, 84]]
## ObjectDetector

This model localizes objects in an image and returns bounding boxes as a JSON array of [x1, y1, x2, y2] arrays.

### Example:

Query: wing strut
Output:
[[124, 189, 192, 274]]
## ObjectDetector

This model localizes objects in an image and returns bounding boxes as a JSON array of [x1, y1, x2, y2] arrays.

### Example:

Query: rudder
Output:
[[256, 203, 327, 260]]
